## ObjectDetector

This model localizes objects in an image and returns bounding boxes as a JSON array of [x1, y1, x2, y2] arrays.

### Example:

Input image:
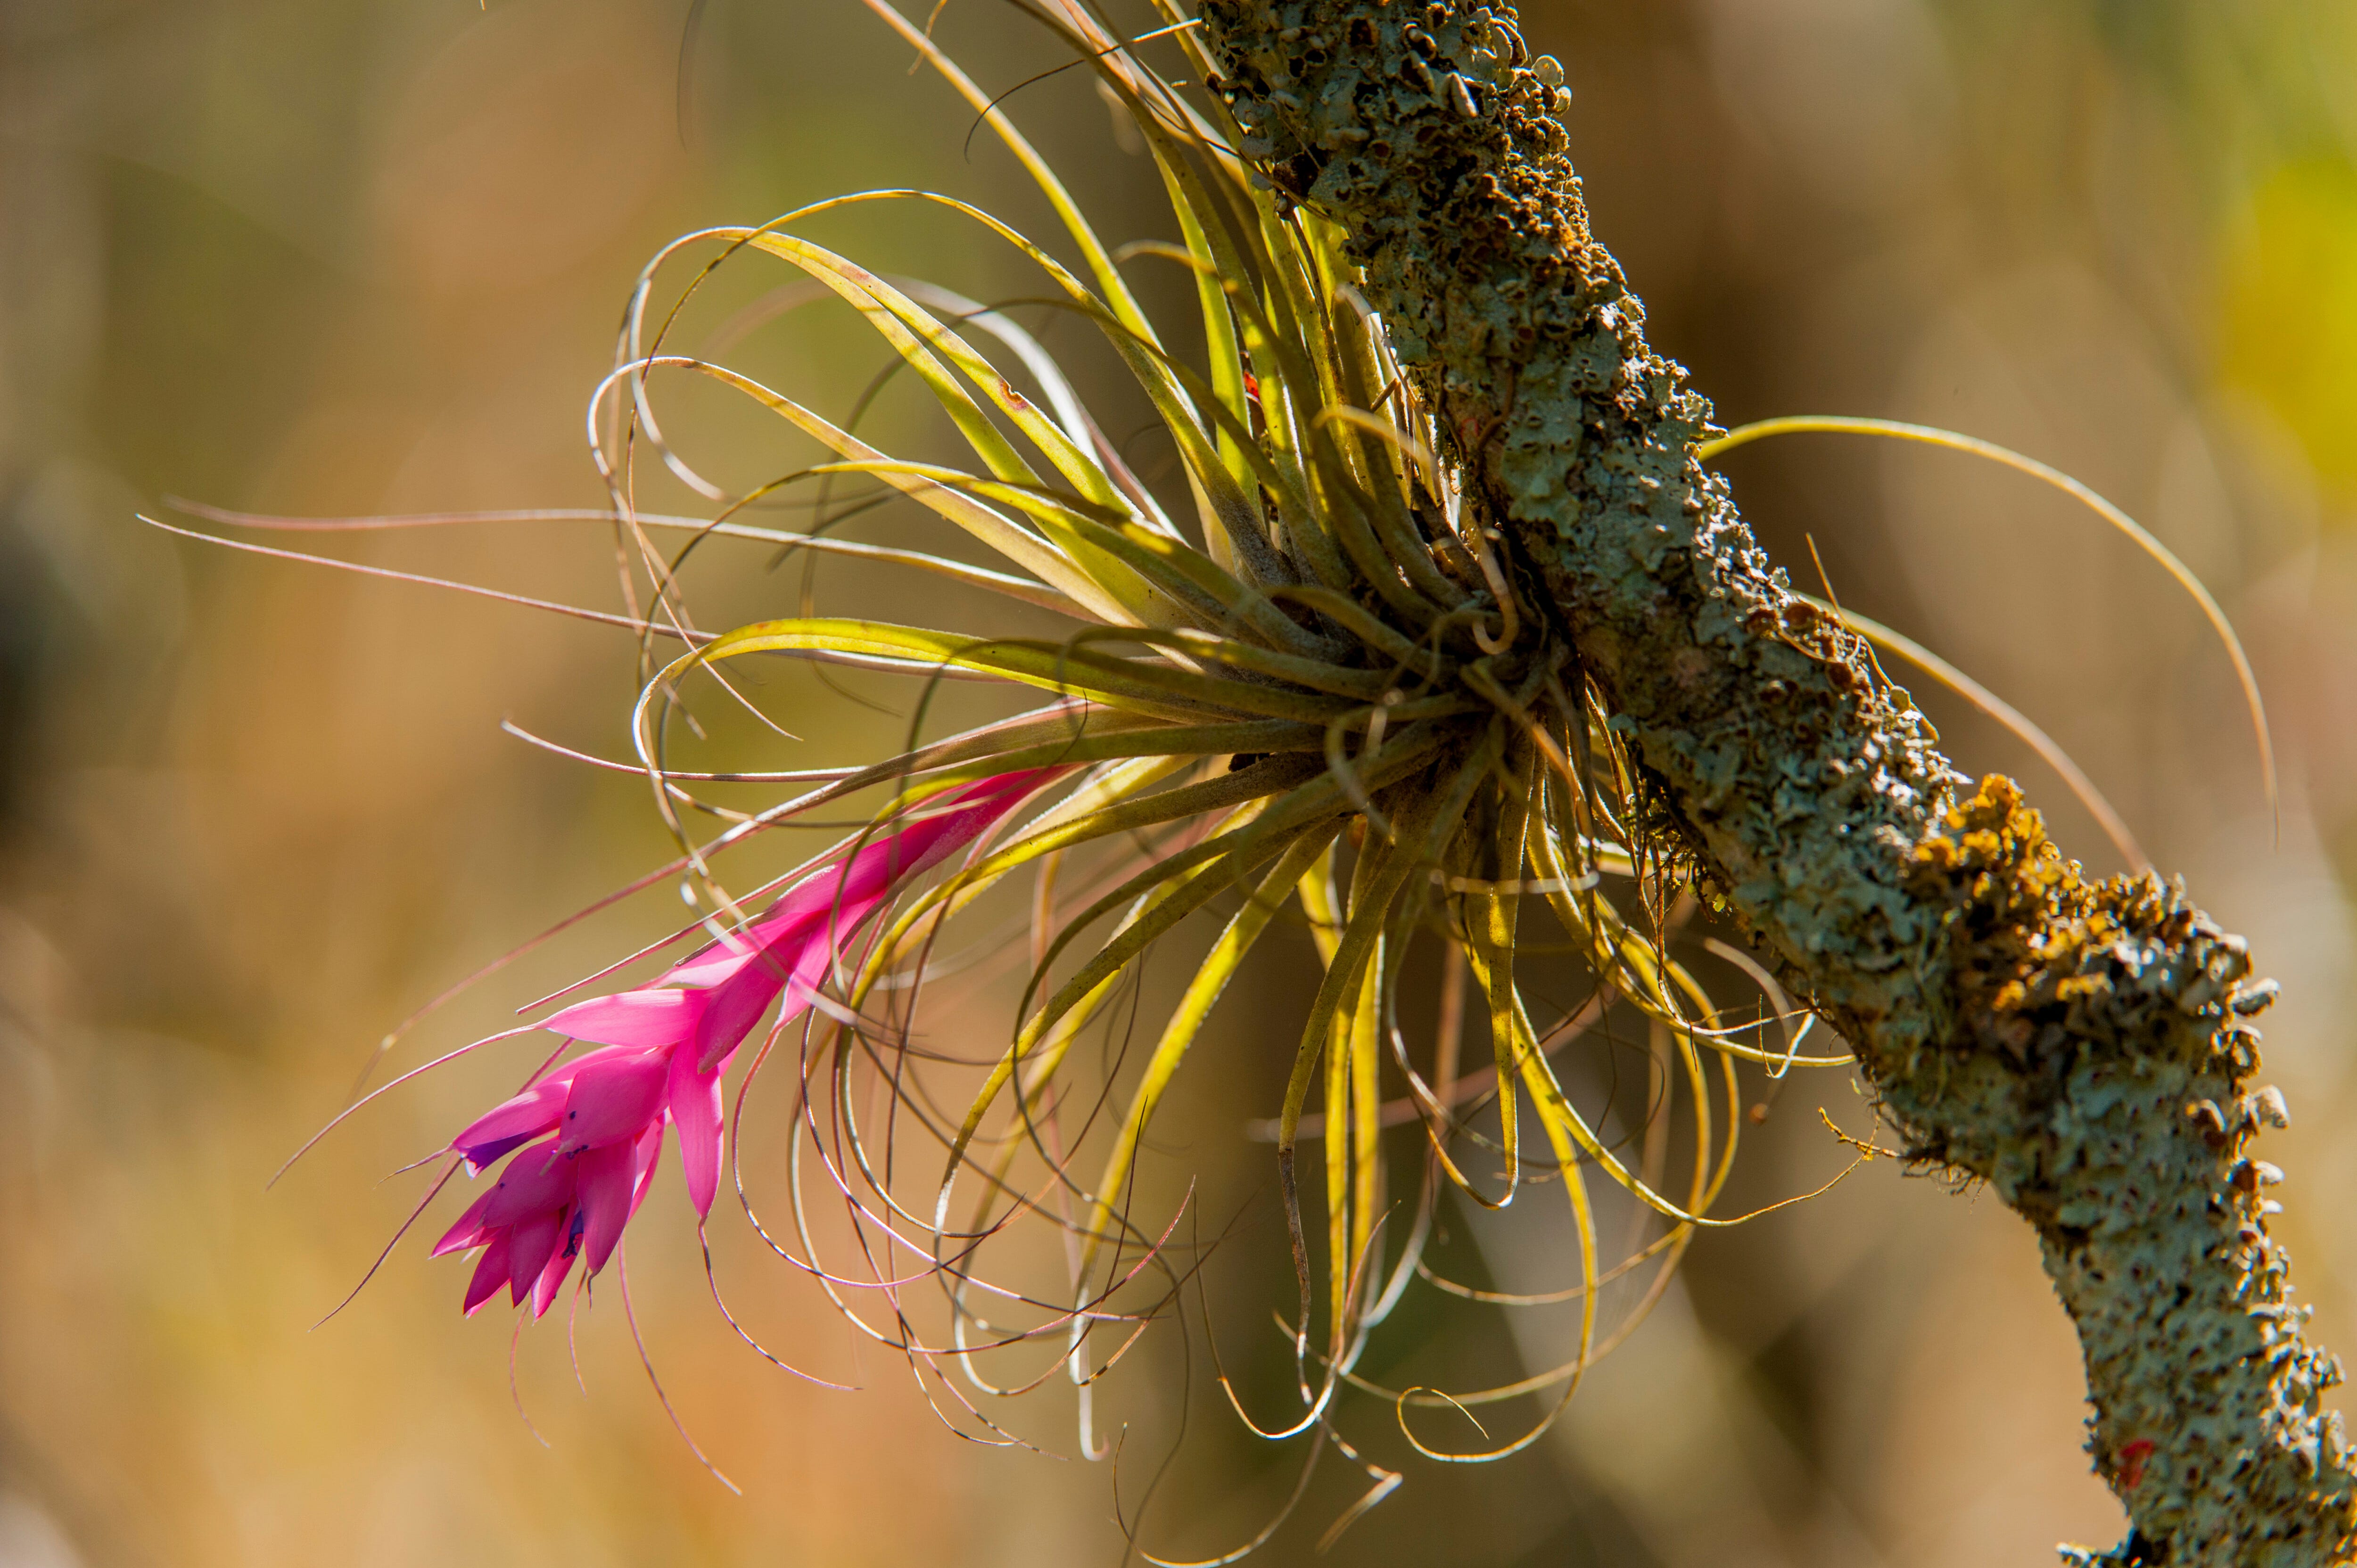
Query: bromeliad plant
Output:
[[549, 0, 1852, 1469], [214, 0, 2274, 1549], [289, 0, 1828, 1482]]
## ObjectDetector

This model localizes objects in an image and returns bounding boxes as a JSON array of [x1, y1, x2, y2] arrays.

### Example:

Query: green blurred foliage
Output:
[[2222, 163, 2357, 496]]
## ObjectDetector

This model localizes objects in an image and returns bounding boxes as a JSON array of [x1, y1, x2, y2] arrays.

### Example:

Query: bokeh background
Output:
[[4, 0, 2355, 1563]]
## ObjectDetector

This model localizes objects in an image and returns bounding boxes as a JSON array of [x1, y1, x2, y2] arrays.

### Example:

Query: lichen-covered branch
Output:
[[1196, 2, 2356, 1559]]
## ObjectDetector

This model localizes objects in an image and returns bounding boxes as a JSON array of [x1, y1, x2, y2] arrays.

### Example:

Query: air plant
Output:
[[191, 0, 2274, 1552]]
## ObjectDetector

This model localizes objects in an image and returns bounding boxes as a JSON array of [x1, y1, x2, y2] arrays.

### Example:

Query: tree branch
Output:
[[1195, 2, 2356, 1559]]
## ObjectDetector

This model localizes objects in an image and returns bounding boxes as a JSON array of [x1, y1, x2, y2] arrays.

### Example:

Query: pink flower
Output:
[[434, 770, 1054, 1314], [431, 1127, 664, 1317]]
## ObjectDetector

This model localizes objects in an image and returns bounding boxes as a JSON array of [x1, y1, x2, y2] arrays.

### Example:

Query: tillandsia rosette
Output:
[[211, 0, 2311, 1556]]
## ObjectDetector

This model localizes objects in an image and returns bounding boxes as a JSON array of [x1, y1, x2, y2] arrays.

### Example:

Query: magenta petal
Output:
[[531, 1218, 578, 1319], [660, 926, 791, 991], [690, 894, 880, 1073], [553, 1048, 668, 1152], [667, 928, 798, 1011], [449, 1043, 650, 1167], [507, 1207, 563, 1305], [541, 988, 706, 1049], [454, 1127, 537, 1173], [874, 771, 1048, 876], [666, 1041, 724, 1219], [478, 1140, 576, 1230], [658, 771, 1049, 992], [462, 1231, 512, 1316], [670, 857, 895, 985], [430, 1183, 499, 1258], [573, 1140, 637, 1276], [688, 960, 791, 1074], [623, 1122, 664, 1230], [734, 841, 909, 949], [450, 1079, 569, 1170]]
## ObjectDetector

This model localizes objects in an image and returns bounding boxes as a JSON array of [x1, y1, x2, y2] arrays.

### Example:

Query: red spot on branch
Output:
[[2118, 1438, 2156, 1489]]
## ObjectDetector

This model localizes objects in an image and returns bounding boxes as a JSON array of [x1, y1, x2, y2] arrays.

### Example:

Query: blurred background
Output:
[[3, 0, 2354, 1563]]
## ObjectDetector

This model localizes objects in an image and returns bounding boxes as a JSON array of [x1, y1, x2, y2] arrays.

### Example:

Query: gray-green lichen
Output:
[[1198, 1, 2357, 1559]]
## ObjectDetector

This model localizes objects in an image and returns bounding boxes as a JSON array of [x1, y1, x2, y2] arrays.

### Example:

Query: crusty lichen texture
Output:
[[1198, 0, 2357, 1559]]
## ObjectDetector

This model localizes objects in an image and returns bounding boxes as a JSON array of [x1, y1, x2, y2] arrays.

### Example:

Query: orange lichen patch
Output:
[[1910, 774, 2082, 916], [1904, 777, 2258, 1074], [1907, 776, 2096, 1051]]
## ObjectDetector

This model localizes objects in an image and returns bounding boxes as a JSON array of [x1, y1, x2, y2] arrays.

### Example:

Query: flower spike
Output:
[[430, 771, 1060, 1309]]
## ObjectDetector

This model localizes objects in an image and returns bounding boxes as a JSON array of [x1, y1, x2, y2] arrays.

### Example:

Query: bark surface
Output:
[[1197, 2, 2357, 1560]]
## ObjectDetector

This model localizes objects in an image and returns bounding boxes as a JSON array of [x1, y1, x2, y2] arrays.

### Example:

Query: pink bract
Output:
[[432, 769, 1056, 1315]]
